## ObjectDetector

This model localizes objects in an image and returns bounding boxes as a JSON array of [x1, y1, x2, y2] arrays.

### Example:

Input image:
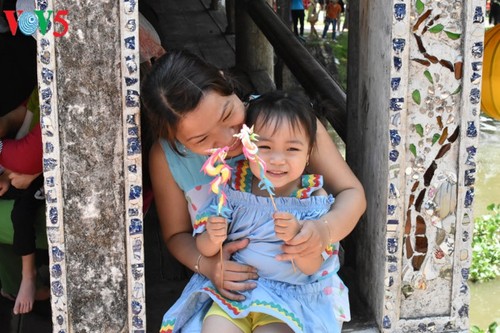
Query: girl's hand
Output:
[[203, 238, 258, 301], [206, 216, 227, 247], [273, 212, 302, 243], [276, 220, 326, 261]]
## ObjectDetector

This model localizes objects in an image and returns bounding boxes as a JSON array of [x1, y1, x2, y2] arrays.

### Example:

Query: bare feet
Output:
[[13, 275, 36, 315]]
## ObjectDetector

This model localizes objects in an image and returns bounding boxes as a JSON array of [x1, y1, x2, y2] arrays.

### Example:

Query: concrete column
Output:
[[38, 0, 145, 331], [235, 0, 275, 92], [347, 0, 485, 332]]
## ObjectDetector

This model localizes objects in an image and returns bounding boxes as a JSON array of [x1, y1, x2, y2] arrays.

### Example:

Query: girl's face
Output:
[[176, 91, 245, 157], [249, 118, 310, 194]]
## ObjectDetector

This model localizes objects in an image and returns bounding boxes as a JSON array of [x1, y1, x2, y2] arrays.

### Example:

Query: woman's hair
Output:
[[245, 91, 317, 152], [141, 49, 235, 154]]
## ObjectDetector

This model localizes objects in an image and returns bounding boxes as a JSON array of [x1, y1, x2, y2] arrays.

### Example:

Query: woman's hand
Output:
[[202, 238, 258, 301], [273, 212, 302, 243], [276, 220, 326, 261]]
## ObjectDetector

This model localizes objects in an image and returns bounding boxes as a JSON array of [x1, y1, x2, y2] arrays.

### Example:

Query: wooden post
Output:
[[235, 0, 275, 92]]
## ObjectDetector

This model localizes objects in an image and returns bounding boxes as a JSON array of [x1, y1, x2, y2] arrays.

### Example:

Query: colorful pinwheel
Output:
[[201, 146, 232, 216], [234, 125, 277, 210]]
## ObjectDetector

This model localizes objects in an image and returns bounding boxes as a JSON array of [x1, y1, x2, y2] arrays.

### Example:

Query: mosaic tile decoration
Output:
[[36, 0, 146, 331], [383, 0, 484, 331], [120, 0, 147, 329], [35, 0, 69, 330], [384, 1, 411, 330]]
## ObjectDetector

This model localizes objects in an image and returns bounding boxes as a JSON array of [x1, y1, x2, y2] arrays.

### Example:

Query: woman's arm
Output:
[[278, 120, 366, 260], [149, 142, 258, 300]]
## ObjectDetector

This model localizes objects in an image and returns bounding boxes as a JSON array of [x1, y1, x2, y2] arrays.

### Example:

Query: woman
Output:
[[141, 50, 366, 309]]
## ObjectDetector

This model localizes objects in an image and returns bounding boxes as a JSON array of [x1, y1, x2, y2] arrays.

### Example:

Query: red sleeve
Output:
[[0, 123, 43, 174]]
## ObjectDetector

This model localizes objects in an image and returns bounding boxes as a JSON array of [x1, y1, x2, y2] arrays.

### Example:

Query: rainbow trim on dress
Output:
[[193, 211, 210, 231], [324, 243, 339, 257], [202, 286, 304, 330], [159, 319, 175, 333], [233, 160, 254, 193], [291, 174, 322, 199], [233, 161, 323, 200]]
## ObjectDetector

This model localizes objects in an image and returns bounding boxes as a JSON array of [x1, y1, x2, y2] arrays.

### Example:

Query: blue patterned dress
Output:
[[160, 158, 350, 333]]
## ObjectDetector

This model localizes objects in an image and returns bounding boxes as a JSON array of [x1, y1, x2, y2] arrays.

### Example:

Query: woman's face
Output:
[[176, 91, 245, 157]]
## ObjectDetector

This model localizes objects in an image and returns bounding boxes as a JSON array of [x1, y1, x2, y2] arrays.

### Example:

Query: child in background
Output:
[[322, 0, 342, 40], [307, 0, 319, 38], [161, 91, 350, 333]]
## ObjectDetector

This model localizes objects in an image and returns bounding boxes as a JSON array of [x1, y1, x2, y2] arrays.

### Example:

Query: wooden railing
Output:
[[244, 0, 348, 141]]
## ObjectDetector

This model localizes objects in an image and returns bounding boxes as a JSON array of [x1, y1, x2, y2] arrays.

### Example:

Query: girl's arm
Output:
[[278, 120, 366, 261], [196, 216, 228, 257], [149, 142, 258, 300]]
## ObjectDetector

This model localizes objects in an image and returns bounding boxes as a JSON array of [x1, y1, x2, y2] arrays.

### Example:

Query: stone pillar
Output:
[[37, 0, 145, 331], [347, 0, 485, 332], [235, 0, 275, 92]]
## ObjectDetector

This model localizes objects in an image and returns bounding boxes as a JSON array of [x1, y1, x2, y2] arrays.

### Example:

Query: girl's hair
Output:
[[245, 91, 317, 152], [141, 50, 235, 154]]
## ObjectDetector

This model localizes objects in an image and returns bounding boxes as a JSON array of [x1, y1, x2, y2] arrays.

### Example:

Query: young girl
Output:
[[158, 91, 349, 333], [141, 50, 365, 330]]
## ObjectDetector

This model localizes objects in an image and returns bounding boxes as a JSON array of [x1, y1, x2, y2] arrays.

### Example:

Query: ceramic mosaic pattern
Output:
[[120, 0, 147, 330], [36, 0, 146, 330], [36, 0, 69, 330], [383, 0, 483, 331]]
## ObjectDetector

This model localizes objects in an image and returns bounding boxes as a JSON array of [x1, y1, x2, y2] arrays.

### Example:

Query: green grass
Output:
[[303, 31, 349, 90], [330, 32, 349, 90]]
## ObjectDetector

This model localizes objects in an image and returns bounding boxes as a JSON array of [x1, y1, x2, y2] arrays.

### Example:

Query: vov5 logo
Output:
[[3, 9, 68, 37]]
